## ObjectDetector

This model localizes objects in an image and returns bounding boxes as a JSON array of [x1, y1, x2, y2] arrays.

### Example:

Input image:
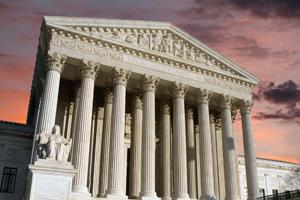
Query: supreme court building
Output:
[[21, 16, 262, 200]]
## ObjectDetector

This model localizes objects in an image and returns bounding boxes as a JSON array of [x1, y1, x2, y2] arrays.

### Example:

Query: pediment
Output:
[[43, 16, 259, 85]]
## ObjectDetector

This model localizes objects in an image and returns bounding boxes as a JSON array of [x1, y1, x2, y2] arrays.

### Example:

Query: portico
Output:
[[31, 16, 260, 200]]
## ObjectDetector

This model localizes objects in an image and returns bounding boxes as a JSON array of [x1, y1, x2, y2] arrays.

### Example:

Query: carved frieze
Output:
[[66, 26, 242, 77]]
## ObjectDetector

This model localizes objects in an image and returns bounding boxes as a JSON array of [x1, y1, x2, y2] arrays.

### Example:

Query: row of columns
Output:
[[37, 52, 259, 200]]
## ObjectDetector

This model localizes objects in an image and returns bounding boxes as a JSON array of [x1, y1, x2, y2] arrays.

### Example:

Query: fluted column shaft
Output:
[[72, 60, 100, 193], [140, 76, 159, 198], [172, 83, 189, 199], [195, 125, 202, 199], [161, 103, 172, 200], [241, 102, 259, 200], [198, 91, 216, 200], [107, 69, 130, 198], [221, 97, 239, 200], [210, 115, 219, 199], [92, 107, 104, 197], [37, 53, 66, 133], [99, 91, 113, 197], [186, 109, 197, 199], [129, 95, 143, 198]]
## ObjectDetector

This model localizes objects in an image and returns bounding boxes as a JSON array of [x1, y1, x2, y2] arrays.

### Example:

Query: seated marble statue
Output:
[[47, 125, 72, 162], [36, 125, 72, 162]]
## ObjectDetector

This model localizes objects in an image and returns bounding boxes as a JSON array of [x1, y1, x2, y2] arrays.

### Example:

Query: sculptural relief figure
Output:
[[152, 31, 163, 51], [47, 125, 72, 162], [186, 46, 195, 61], [138, 33, 150, 48], [195, 52, 207, 64], [125, 34, 138, 44], [173, 40, 184, 58], [35, 125, 72, 162], [161, 33, 173, 53]]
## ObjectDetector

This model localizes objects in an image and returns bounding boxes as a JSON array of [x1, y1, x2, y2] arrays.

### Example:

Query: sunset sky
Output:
[[0, 0, 300, 163]]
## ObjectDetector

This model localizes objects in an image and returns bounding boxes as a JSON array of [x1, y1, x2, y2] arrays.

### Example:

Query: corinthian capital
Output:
[[221, 95, 233, 110], [132, 95, 143, 109], [172, 82, 188, 99], [143, 75, 160, 92], [80, 59, 101, 80], [113, 68, 131, 86], [46, 52, 67, 73], [186, 108, 194, 119], [197, 88, 211, 104], [240, 100, 253, 115]]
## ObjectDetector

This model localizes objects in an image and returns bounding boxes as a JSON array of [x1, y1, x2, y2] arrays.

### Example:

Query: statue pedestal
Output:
[[24, 159, 77, 200]]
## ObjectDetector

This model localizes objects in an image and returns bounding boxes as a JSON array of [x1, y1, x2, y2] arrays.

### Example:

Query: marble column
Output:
[[241, 101, 259, 200], [92, 107, 104, 197], [99, 91, 113, 197], [186, 108, 197, 199], [221, 96, 239, 200], [197, 90, 216, 200], [215, 119, 226, 200], [140, 75, 159, 199], [195, 125, 201, 199], [161, 103, 172, 200], [210, 115, 219, 199], [172, 83, 189, 200], [129, 95, 143, 198], [37, 52, 67, 133], [72, 60, 100, 196], [106, 68, 130, 199], [232, 111, 241, 199]]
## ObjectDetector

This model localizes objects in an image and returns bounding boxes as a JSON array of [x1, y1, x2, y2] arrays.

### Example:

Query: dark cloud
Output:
[[190, 0, 300, 19], [263, 80, 300, 106], [253, 80, 300, 123], [253, 108, 300, 124], [226, 0, 300, 19]]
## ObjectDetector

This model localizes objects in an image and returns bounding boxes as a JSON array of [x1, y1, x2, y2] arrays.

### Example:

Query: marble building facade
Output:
[[24, 16, 260, 200], [3, 16, 297, 200]]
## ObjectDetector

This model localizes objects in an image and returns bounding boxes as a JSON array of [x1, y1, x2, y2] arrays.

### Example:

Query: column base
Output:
[[200, 195, 216, 200], [161, 197, 172, 200], [70, 191, 92, 200], [139, 197, 161, 200], [225, 195, 240, 200], [106, 194, 128, 200], [172, 193, 190, 200]]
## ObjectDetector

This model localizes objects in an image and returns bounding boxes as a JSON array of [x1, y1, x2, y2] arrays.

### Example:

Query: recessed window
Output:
[[0, 167, 17, 193]]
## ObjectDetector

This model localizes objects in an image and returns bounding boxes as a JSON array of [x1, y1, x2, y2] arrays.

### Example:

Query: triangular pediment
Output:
[[44, 16, 259, 85]]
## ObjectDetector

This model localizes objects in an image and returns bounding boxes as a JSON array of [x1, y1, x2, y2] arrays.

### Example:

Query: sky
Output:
[[0, 0, 300, 163]]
